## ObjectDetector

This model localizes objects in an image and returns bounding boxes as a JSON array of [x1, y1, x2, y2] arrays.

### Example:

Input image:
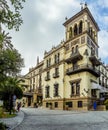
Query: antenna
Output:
[[84, 2, 87, 8], [80, 2, 83, 10]]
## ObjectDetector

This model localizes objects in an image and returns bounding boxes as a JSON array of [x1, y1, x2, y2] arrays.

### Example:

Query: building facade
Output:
[[23, 5, 108, 110]]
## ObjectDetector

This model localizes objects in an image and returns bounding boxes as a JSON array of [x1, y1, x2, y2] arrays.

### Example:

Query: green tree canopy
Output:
[[0, 47, 24, 80], [0, 0, 25, 112], [0, 0, 25, 80], [0, 0, 25, 31]]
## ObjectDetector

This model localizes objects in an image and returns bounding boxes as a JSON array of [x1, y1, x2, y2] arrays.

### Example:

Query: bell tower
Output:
[[64, 4, 101, 110], [63, 3, 99, 45]]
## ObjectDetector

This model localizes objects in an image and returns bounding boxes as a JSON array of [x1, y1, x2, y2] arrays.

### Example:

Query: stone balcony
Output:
[[66, 64, 100, 77], [65, 51, 83, 63], [89, 56, 101, 66]]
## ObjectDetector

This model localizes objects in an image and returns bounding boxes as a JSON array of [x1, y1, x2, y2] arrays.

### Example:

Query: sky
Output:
[[8, 0, 108, 75]]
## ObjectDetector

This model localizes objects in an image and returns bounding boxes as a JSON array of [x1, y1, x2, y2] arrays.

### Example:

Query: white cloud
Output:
[[103, 16, 108, 26], [98, 0, 108, 8], [98, 30, 108, 61], [35, 0, 80, 21], [8, 0, 108, 74]]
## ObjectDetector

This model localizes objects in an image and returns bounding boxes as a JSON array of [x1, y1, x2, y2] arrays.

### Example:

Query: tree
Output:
[[0, 47, 24, 80], [0, 0, 25, 31], [0, 0, 25, 80], [0, 0, 25, 114], [0, 77, 23, 113]]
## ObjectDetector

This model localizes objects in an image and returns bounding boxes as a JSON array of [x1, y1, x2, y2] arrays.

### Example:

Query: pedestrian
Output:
[[93, 101, 97, 110], [17, 102, 21, 112]]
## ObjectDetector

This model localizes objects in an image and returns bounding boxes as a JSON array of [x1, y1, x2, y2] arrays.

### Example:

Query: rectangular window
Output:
[[54, 55, 57, 64], [55, 67, 59, 75], [54, 53, 60, 64], [47, 71, 50, 79], [73, 62, 78, 70], [30, 79, 32, 84], [105, 79, 107, 87], [33, 84, 35, 91], [33, 78, 35, 83], [45, 86, 50, 98], [78, 101, 83, 108], [102, 76, 104, 86], [46, 58, 51, 68], [81, 36, 85, 44], [57, 53, 60, 63], [76, 82, 80, 95], [55, 102, 58, 108], [65, 44, 69, 51], [91, 89, 96, 97], [70, 80, 81, 97], [46, 60, 48, 68], [66, 102, 73, 107], [91, 48, 95, 56], [71, 83, 75, 96], [54, 84, 59, 97], [46, 102, 49, 108], [49, 58, 51, 66]]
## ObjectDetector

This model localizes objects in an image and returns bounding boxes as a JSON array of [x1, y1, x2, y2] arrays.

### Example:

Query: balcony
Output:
[[89, 56, 101, 66], [65, 51, 83, 64], [53, 73, 59, 78], [66, 64, 100, 77], [45, 76, 50, 81]]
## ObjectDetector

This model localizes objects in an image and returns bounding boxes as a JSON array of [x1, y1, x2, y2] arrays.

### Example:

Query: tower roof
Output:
[[63, 7, 100, 31]]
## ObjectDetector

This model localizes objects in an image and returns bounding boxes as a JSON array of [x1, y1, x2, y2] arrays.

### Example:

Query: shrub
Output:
[[0, 122, 7, 130], [104, 99, 108, 110]]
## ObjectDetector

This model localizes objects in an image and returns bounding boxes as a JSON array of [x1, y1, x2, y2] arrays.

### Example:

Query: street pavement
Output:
[[0, 110, 24, 130], [13, 108, 108, 130]]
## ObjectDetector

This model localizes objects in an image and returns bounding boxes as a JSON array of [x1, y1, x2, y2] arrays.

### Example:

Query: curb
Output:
[[8, 110, 25, 130]]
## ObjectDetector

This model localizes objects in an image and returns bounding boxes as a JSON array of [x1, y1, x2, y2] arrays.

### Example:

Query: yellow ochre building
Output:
[[22, 4, 108, 111]]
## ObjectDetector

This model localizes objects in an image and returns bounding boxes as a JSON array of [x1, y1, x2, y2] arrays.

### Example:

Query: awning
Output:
[[100, 86, 107, 93], [91, 82, 101, 90], [91, 82, 108, 93]]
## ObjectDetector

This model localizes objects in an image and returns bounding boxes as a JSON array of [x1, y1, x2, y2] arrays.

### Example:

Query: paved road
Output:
[[14, 108, 108, 130]]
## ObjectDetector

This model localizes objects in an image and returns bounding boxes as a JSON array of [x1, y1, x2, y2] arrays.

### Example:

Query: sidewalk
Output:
[[0, 110, 24, 130]]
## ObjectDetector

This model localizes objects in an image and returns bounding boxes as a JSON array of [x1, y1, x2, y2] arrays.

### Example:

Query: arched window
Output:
[[72, 47, 74, 54], [76, 45, 78, 53], [69, 27, 72, 38], [74, 24, 78, 36], [79, 21, 83, 34]]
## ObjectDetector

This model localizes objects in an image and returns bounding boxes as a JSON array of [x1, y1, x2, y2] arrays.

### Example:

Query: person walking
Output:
[[17, 102, 21, 112]]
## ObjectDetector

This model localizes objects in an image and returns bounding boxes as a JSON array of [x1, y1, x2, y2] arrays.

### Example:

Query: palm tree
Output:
[[0, 77, 23, 114]]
